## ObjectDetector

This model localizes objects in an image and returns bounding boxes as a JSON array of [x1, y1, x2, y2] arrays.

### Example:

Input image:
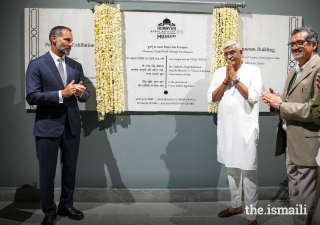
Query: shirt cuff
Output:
[[247, 89, 259, 104], [59, 90, 63, 103]]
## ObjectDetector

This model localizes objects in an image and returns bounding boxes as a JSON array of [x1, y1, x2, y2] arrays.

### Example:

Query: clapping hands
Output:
[[316, 74, 320, 90], [61, 80, 86, 98], [74, 81, 86, 97], [260, 88, 282, 110]]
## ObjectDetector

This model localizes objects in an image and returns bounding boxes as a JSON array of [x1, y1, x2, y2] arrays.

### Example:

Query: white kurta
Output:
[[207, 63, 262, 170]]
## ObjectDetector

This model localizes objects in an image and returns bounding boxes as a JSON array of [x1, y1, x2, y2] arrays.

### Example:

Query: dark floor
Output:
[[0, 200, 294, 225]]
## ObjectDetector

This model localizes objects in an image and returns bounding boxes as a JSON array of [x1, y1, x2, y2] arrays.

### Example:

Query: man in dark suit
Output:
[[26, 26, 89, 225]]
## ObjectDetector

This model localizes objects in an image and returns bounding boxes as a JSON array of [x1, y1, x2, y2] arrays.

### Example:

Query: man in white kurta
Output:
[[207, 40, 262, 225]]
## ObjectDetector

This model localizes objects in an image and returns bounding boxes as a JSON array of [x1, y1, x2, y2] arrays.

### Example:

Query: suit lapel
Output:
[[288, 55, 319, 95], [44, 52, 65, 88]]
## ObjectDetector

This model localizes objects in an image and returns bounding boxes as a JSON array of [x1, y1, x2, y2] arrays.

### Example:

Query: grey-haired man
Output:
[[261, 26, 320, 225], [207, 40, 262, 225]]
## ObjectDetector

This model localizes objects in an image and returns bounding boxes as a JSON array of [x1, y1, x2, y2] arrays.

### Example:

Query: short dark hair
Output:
[[291, 26, 319, 53], [49, 26, 72, 44]]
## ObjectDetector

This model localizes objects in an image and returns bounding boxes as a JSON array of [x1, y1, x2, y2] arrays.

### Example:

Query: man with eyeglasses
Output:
[[261, 26, 320, 225], [207, 40, 262, 225]]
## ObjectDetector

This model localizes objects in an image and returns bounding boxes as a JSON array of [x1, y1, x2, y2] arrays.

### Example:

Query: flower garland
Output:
[[94, 4, 125, 121], [209, 8, 239, 113]]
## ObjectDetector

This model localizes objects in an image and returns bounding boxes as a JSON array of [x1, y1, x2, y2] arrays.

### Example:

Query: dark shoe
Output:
[[218, 207, 243, 217], [41, 214, 57, 225], [57, 207, 84, 220], [248, 220, 257, 225]]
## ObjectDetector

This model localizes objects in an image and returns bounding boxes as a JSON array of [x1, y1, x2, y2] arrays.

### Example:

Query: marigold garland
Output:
[[94, 4, 125, 121], [209, 8, 239, 113]]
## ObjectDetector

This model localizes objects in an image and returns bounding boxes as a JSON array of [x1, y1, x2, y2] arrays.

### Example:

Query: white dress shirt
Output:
[[49, 50, 67, 103]]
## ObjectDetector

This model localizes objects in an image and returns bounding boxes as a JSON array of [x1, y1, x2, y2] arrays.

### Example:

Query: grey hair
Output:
[[291, 26, 318, 53], [222, 40, 242, 51], [49, 26, 72, 44]]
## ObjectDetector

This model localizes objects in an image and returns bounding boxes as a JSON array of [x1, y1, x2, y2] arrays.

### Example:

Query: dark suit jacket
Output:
[[26, 52, 89, 137], [271, 54, 320, 166]]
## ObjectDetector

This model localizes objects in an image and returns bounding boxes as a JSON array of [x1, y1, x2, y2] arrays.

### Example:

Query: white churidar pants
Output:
[[227, 167, 259, 220]]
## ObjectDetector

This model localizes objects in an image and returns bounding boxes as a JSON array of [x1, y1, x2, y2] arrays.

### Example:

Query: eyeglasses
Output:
[[223, 51, 236, 57], [287, 40, 308, 47]]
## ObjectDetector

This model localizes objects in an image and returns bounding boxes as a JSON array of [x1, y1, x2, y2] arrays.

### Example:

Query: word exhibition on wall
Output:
[[24, 5, 302, 118]]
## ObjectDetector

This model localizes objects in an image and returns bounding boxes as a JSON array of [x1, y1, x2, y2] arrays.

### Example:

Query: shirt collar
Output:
[[49, 50, 65, 62], [295, 54, 317, 72]]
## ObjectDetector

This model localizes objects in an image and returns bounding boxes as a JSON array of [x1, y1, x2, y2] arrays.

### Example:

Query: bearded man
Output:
[[26, 26, 89, 225]]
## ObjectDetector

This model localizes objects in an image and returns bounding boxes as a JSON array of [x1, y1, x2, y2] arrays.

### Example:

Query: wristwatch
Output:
[[233, 79, 240, 85]]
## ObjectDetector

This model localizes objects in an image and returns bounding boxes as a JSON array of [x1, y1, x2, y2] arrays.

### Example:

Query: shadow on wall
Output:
[[76, 82, 135, 202], [84, 77, 97, 112], [161, 78, 221, 200], [0, 185, 41, 223], [0, 85, 38, 187], [160, 19, 221, 194], [257, 115, 287, 187]]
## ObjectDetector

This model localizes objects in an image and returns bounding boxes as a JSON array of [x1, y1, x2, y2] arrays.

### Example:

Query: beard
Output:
[[56, 39, 71, 56]]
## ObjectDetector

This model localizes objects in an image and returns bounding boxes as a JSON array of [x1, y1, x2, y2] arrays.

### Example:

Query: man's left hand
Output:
[[260, 87, 282, 110], [316, 73, 320, 90], [74, 81, 86, 97]]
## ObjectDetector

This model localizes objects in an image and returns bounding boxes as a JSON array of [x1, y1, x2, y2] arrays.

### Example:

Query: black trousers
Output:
[[36, 120, 80, 216]]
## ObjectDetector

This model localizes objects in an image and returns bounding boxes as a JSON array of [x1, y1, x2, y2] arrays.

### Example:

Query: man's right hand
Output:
[[61, 80, 76, 98]]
